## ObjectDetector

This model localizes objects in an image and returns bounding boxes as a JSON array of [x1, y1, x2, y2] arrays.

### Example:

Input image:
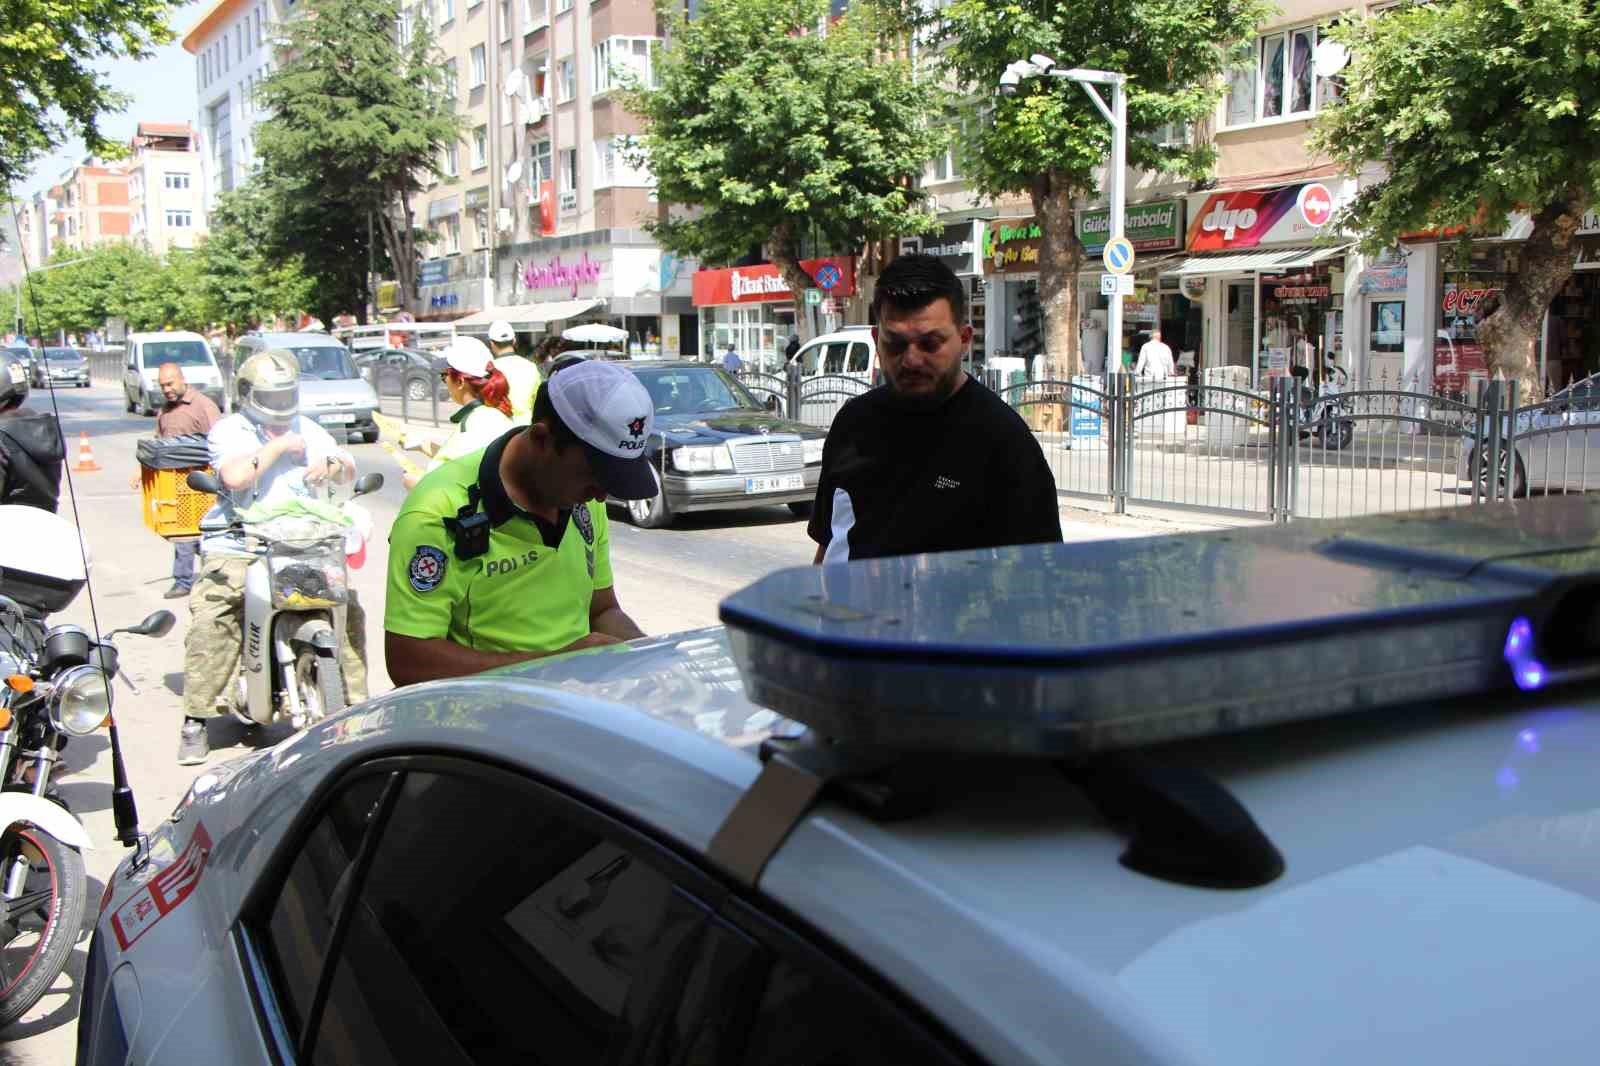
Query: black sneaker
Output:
[[177, 719, 209, 766], [164, 583, 191, 600]]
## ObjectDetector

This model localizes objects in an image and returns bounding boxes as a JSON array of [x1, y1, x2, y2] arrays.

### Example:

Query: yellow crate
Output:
[[140, 465, 217, 539]]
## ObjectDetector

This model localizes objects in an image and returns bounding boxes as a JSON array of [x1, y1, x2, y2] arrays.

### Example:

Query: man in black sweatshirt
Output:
[[0, 359, 65, 513]]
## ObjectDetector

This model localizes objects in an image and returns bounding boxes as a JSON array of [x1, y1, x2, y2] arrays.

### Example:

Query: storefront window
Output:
[[1258, 261, 1343, 382], [1437, 244, 1518, 396], [1544, 269, 1600, 390]]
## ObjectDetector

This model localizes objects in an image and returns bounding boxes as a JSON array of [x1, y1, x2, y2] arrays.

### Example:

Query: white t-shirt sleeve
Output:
[[298, 417, 354, 470], [207, 415, 260, 468]]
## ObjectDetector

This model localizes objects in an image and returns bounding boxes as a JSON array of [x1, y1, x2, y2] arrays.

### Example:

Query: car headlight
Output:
[[671, 445, 734, 473], [50, 665, 112, 736], [803, 438, 824, 465]]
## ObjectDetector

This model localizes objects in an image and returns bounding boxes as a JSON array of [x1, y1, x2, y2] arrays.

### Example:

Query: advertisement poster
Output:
[[1187, 182, 1347, 251], [1434, 337, 1488, 395]]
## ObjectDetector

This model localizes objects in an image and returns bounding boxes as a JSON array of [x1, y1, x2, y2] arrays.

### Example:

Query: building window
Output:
[[591, 37, 657, 94], [444, 59, 458, 98], [166, 210, 193, 228], [441, 0, 454, 21], [527, 54, 547, 98], [925, 144, 958, 184], [470, 44, 487, 87], [254, 6, 262, 48], [556, 0, 572, 12], [529, 139, 552, 185], [472, 126, 488, 168], [556, 57, 575, 101], [560, 146, 576, 192], [443, 141, 459, 176], [499, 0, 512, 38], [164, 171, 191, 190], [591, 136, 650, 189], [523, 0, 546, 30], [1224, 25, 1343, 127], [443, 214, 462, 253], [472, 207, 490, 248]]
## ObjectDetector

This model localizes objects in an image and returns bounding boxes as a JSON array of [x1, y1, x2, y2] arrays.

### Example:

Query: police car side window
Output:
[[297, 761, 717, 1066]]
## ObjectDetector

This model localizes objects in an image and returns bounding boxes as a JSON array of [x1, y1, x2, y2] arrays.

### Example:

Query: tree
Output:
[[913, 0, 1269, 376], [0, 0, 178, 191], [626, 0, 945, 344], [254, 0, 461, 314], [1311, 0, 1598, 395], [195, 183, 315, 334]]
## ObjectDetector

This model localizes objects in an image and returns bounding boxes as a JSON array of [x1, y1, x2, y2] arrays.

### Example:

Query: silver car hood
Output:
[[298, 377, 378, 409]]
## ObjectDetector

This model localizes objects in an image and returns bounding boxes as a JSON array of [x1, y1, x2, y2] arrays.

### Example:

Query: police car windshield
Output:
[[634, 367, 758, 414], [288, 346, 359, 380], [141, 341, 211, 368]]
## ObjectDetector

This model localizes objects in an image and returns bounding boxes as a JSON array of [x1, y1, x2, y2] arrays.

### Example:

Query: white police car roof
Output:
[[194, 542, 1600, 1066]]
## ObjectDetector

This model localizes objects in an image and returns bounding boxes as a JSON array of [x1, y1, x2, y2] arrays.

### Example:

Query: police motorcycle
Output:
[[1291, 352, 1355, 451], [185, 465, 382, 729], [0, 505, 173, 1026]]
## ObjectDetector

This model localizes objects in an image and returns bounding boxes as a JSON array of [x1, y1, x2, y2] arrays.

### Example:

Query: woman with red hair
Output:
[[401, 336, 513, 489]]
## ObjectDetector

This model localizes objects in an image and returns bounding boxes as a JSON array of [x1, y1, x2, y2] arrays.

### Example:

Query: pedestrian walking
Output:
[[152, 363, 222, 598], [785, 333, 801, 363], [384, 359, 656, 685], [400, 337, 514, 490], [487, 319, 541, 425], [722, 343, 743, 375], [807, 253, 1062, 563], [1134, 327, 1176, 379], [0, 361, 64, 513]]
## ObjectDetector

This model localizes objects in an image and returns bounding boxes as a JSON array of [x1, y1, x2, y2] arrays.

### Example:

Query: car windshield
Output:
[[287, 346, 359, 380], [634, 367, 759, 414], [141, 340, 211, 368], [44, 348, 82, 362]]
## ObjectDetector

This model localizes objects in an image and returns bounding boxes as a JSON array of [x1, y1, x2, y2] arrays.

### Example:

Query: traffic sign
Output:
[[1102, 237, 1135, 275], [805, 288, 822, 306], [1100, 274, 1119, 296], [1117, 274, 1135, 296]]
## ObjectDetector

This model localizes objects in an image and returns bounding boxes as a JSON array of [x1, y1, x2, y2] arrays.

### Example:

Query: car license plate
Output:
[[745, 474, 804, 494], [319, 413, 354, 425]]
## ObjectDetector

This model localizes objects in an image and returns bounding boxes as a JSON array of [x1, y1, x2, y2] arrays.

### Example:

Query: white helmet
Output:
[[235, 349, 300, 427]]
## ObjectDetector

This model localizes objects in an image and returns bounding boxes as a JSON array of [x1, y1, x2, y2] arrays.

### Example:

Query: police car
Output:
[[76, 497, 1600, 1064]]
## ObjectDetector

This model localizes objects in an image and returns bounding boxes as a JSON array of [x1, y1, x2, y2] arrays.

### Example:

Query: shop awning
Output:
[[452, 298, 605, 330], [1172, 245, 1351, 276]]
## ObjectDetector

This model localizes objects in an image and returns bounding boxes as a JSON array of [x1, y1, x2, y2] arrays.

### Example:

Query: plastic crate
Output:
[[140, 465, 217, 539]]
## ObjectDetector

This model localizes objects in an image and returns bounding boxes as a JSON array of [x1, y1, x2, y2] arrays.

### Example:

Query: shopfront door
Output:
[[1225, 280, 1255, 372]]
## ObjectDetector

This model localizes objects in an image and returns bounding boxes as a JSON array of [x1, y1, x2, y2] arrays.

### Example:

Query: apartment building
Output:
[[43, 162, 135, 253], [127, 123, 208, 252], [412, 0, 695, 354], [182, 0, 282, 211]]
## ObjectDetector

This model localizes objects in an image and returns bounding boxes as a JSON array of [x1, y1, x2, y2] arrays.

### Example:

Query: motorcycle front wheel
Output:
[[0, 825, 85, 1028], [294, 649, 346, 725]]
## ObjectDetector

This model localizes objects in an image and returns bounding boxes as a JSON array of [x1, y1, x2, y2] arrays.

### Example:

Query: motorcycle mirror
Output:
[[132, 610, 177, 638], [353, 472, 384, 497], [1291, 365, 1311, 380], [186, 470, 223, 494]]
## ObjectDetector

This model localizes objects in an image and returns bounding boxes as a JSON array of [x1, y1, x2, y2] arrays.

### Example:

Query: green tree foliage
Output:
[[626, 0, 945, 343], [194, 183, 315, 335], [0, 0, 177, 190], [1311, 0, 1599, 393], [913, 0, 1269, 374], [254, 0, 461, 314]]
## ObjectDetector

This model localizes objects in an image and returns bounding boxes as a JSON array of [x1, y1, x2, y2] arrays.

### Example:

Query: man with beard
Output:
[[808, 254, 1061, 563]]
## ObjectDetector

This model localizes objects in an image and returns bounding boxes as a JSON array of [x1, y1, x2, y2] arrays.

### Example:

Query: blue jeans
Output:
[[172, 537, 199, 590]]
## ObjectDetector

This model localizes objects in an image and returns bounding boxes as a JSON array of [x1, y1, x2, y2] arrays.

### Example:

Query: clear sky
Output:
[[18, 1, 207, 200]]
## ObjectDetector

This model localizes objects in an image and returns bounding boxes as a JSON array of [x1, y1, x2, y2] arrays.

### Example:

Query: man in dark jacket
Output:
[[0, 361, 64, 512]]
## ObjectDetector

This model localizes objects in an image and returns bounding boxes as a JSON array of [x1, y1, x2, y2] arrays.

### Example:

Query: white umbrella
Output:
[[562, 323, 627, 345]]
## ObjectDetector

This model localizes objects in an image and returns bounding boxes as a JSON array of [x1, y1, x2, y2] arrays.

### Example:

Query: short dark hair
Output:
[[872, 253, 966, 327]]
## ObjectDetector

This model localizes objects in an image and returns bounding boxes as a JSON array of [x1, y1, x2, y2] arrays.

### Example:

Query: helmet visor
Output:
[[249, 383, 299, 421]]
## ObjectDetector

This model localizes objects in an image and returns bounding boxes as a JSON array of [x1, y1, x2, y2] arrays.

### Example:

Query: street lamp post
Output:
[[999, 57, 1127, 370]]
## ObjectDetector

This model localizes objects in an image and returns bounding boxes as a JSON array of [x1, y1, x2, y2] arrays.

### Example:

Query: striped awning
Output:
[[1173, 245, 1351, 276]]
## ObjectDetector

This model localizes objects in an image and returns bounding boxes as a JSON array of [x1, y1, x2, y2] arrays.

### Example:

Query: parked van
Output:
[[234, 331, 380, 443], [123, 331, 226, 415], [792, 325, 877, 385]]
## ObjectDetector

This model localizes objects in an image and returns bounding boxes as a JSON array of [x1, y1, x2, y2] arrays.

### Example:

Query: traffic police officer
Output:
[[383, 359, 657, 685]]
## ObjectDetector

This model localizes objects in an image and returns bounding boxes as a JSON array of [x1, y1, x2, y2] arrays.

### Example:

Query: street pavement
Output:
[[3, 383, 1218, 1061]]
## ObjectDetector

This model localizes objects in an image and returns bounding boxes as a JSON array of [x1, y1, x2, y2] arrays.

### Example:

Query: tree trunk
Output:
[[1477, 189, 1588, 398], [1032, 171, 1084, 379], [769, 221, 818, 346], [376, 195, 416, 314]]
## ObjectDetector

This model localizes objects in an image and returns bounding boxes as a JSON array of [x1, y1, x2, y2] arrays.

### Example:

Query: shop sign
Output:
[[418, 259, 451, 287], [691, 256, 856, 306], [901, 221, 979, 274], [520, 252, 603, 297], [376, 281, 401, 310], [1078, 199, 1185, 254], [1187, 182, 1352, 251], [1270, 284, 1332, 304], [429, 292, 460, 309], [1442, 286, 1500, 315], [1359, 264, 1408, 294], [1180, 275, 1208, 300], [465, 186, 490, 210], [983, 218, 1042, 274]]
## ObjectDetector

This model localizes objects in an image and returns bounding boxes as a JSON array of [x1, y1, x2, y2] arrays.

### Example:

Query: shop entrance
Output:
[[1224, 279, 1255, 373]]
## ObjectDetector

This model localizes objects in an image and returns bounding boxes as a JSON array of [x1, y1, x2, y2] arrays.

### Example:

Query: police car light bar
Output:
[[719, 499, 1600, 758]]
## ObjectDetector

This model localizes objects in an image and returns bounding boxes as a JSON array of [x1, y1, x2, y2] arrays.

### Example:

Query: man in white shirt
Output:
[[1134, 327, 1177, 379]]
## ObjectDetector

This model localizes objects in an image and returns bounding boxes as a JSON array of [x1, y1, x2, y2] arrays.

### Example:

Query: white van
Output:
[[787, 326, 877, 427], [123, 331, 226, 416]]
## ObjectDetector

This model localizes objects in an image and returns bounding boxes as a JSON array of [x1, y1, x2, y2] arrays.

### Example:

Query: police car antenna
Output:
[[5, 182, 143, 851]]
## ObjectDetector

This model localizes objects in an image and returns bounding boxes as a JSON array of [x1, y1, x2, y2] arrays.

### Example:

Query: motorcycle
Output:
[[185, 468, 383, 729], [0, 504, 172, 1026], [1291, 357, 1355, 451]]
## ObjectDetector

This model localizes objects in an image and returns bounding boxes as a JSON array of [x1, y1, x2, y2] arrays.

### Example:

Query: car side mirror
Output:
[[765, 395, 780, 413], [186, 470, 223, 494], [353, 472, 384, 497]]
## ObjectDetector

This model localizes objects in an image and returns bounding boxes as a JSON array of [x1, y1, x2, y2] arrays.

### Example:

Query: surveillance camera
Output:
[[1029, 54, 1056, 70], [998, 69, 1021, 95]]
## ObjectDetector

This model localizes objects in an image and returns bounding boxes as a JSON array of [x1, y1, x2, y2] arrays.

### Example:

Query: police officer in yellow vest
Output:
[[383, 359, 656, 684], [487, 319, 542, 425]]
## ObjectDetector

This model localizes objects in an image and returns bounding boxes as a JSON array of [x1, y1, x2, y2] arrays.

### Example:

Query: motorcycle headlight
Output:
[[50, 665, 112, 736], [803, 438, 825, 465], [671, 445, 734, 473]]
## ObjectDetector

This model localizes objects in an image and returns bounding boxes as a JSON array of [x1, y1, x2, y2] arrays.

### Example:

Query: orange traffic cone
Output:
[[73, 432, 102, 473]]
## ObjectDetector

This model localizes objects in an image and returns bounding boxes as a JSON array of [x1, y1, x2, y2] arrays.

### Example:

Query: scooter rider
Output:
[[179, 349, 370, 765]]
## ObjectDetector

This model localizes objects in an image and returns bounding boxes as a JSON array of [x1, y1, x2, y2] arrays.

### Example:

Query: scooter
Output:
[[185, 468, 383, 729], [1291, 357, 1355, 451]]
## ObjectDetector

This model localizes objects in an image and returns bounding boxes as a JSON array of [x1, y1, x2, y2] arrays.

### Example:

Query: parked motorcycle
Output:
[[0, 504, 172, 1026], [1292, 357, 1355, 451], [185, 469, 382, 729]]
